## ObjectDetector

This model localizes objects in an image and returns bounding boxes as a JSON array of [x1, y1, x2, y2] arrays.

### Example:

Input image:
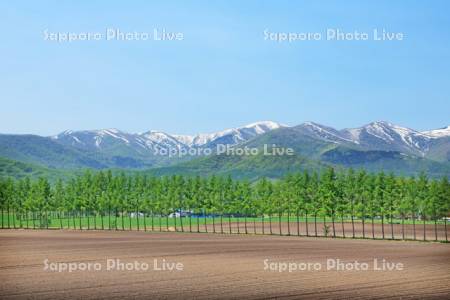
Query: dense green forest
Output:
[[0, 168, 449, 241]]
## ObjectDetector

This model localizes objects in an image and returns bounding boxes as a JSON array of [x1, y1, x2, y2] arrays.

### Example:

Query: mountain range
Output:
[[292, 121, 450, 161], [0, 121, 449, 180], [51, 120, 283, 153]]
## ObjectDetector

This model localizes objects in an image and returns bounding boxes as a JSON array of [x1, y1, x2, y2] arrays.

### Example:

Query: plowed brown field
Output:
[[1, 230, 449, 299]]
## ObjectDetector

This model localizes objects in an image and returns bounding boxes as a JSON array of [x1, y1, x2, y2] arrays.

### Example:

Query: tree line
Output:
[[0, 168, 449, 241]]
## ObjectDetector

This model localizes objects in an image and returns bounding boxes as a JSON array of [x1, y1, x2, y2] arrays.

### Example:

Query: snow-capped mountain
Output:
[[53, 128, 135, 150], [51, 121, 449, 159], [2, 120, 448, 174], [296, 121, 450, 157], [51, 121, 285, 153], [138, 130, 190, 152], [173, 121, 284, 148], [297, 122, 355, 144], [422, 126, 450, 138], [342, 121, 432, 155]]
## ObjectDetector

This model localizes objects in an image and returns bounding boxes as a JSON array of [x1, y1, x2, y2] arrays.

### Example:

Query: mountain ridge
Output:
[[50, 121, 285, 151], [1, 120, 449, 179], [48, 120, 450, 157]]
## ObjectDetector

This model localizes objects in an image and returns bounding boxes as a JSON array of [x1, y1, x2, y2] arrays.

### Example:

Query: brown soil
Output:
[[1, 230, 449, 299], [158, 220, 449, 242]]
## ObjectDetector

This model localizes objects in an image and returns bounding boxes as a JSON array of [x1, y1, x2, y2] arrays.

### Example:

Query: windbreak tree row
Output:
[[0, 169, 449, 241]]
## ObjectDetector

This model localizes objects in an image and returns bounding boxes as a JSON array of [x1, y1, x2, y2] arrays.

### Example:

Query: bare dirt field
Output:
[[197, 220, 448, 241], [0, 230, 449, 299]]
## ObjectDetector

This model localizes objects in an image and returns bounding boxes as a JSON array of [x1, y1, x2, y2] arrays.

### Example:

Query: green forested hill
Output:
[[0, 156, 68, 181]]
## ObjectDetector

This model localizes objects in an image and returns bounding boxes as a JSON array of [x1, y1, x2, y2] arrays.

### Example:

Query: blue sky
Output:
[[1, 0, 449, 136]]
